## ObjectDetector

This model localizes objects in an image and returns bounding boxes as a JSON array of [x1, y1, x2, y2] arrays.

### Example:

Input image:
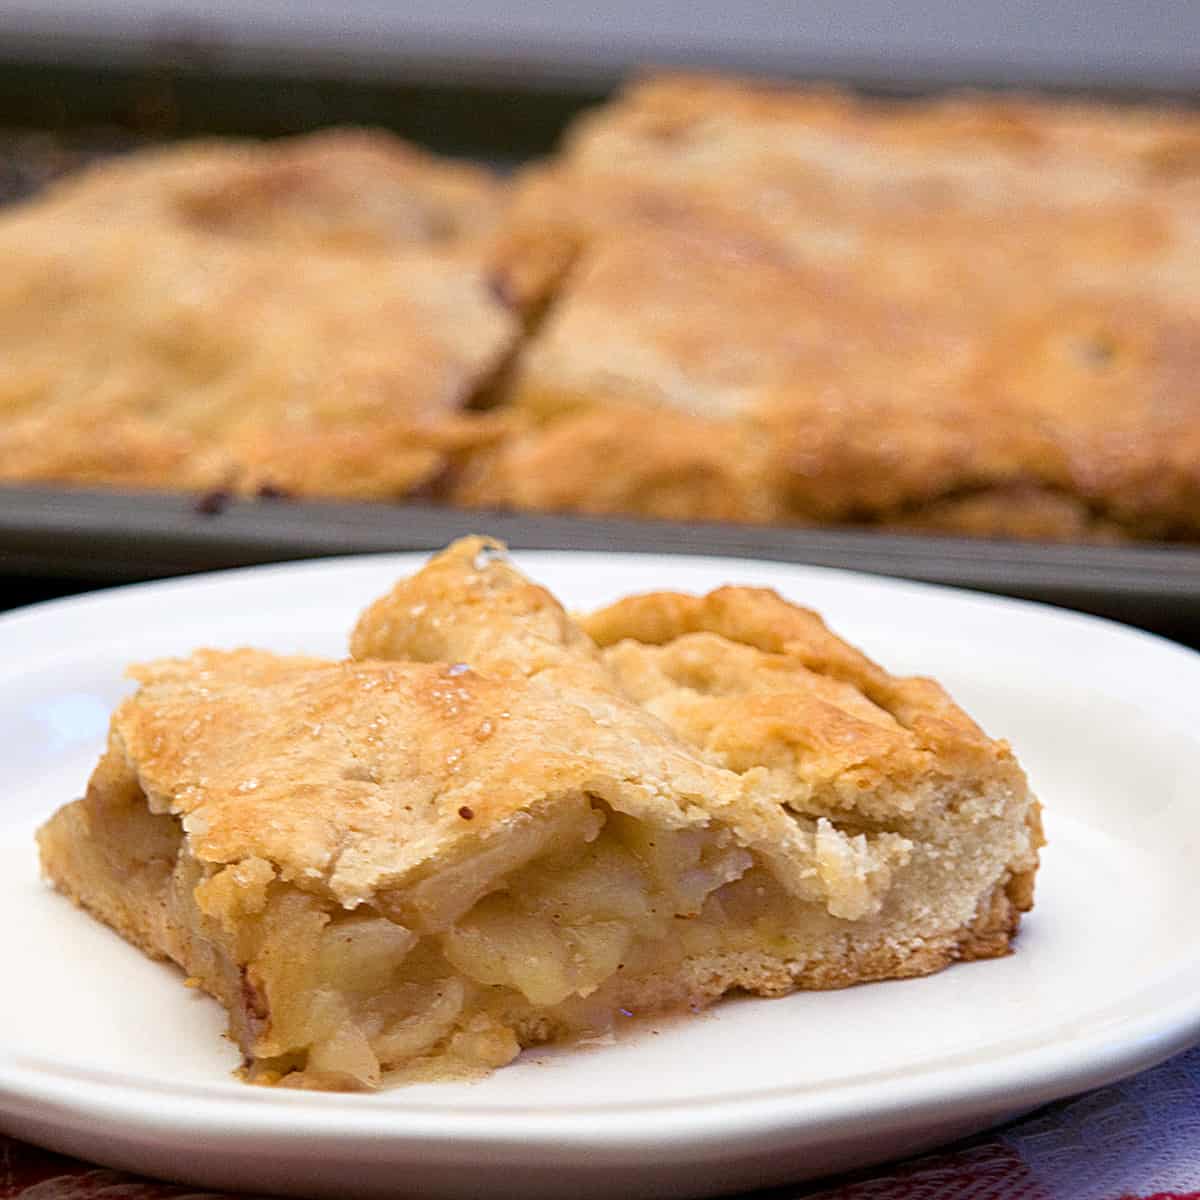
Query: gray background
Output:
[[0, 1, 1196, 89]]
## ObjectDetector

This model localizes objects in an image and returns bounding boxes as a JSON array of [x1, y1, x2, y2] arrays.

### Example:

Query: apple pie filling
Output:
[[84, 775, 789, 1088]]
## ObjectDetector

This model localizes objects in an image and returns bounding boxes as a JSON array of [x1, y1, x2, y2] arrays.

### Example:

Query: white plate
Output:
[[2, 551, 1199, 1200]]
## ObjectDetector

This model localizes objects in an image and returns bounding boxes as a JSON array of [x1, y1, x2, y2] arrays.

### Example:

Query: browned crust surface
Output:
[[39, 128, 506, 250], [1, 81, 1198, 537], [0, 129, 532, 499], [3, 83, 1200, 537], [99, 647, 740, 909], [483, 73, 1200, 539], [498, 156, 1200, 538], [582, 580, 1044, 928]]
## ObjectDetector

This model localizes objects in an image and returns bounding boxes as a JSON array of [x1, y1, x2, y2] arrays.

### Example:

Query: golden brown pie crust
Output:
[[486, 76, 1200, 538], [4, 77, 1197, 538]]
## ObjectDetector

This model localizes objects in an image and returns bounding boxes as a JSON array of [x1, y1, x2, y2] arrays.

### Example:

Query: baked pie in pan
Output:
[[3, 76, 1198, 541]]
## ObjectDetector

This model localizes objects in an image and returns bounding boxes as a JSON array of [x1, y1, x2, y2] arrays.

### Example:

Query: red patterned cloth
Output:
[[3, 1045, 1199, 1199]]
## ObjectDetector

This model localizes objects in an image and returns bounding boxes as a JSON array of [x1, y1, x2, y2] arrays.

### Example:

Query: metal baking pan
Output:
[[0, 59, 1196, 643], [3, 486, 1199, 645]]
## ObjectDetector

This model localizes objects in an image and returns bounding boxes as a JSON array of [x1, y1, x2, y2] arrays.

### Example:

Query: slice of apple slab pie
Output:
[[38, 538, 1041, 1089]]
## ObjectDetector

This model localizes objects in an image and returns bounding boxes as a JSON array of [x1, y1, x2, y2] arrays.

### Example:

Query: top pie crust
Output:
[[2, 81, 1198, 539], [474, 75, 1200, 539], [38, 128, 506, 250], [0, 130, 535, 498]]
